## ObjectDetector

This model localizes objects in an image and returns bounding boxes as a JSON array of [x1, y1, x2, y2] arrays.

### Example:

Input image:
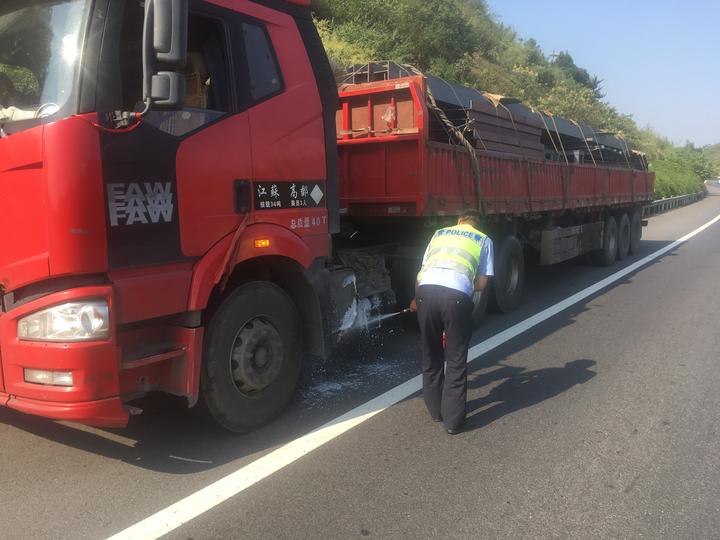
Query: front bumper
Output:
[[0, 285, 129, 428], [1, 393, 128, 427]]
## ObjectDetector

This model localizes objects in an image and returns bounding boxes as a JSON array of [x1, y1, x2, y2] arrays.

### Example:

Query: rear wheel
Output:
[[489, 235, 525, 313], [630, 208, 642, 254], [201, 282, 302, 433], [592, 215, 618, 267], [617, 213, 631, 261]]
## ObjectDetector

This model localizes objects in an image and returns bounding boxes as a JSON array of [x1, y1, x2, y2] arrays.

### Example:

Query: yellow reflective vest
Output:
[[418, 224, 487, 285]]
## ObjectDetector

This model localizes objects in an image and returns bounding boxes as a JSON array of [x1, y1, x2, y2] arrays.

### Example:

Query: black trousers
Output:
[[416, 284, 473, 430]]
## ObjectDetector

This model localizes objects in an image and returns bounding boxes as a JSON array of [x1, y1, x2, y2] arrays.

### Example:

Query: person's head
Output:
[[457, 209, 482, 230]]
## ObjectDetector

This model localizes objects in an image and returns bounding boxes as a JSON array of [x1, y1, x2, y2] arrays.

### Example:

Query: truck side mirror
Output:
[[142, 0, 188, 111], [151, 71, 186, 110], [153, 0, 188, 67]]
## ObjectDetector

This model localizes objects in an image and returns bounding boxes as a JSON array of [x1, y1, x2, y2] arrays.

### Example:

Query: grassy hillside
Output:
[[313, 0, 718, 198], [704, 144, 720, 177]]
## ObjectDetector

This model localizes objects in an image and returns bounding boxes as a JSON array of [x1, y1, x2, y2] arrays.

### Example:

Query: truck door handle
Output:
[[234, 180, 252, 214]]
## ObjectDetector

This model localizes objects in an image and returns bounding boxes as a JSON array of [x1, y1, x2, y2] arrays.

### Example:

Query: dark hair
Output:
[[458, 209, 482, 229]]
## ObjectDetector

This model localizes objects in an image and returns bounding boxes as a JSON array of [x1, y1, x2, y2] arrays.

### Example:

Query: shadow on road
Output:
[[463, 359, 597, 432], [0, 234, 686, 474]]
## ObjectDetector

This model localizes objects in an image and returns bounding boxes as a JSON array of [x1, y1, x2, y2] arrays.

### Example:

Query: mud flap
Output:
[[327, 268, 358, 333]]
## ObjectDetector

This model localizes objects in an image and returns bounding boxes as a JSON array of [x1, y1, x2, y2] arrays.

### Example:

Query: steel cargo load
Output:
[[337, 65, 654, 218]]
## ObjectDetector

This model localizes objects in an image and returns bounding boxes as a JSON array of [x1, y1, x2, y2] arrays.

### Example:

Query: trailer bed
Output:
[[337, 76, 655, 218]]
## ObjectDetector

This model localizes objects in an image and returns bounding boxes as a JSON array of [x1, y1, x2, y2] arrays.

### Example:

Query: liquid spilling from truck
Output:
[[0, 0, 653, 432]]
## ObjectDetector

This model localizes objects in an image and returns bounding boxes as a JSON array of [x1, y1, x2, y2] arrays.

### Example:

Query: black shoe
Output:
[[446, 426, 463, 435], [431, 416, 442, 423]]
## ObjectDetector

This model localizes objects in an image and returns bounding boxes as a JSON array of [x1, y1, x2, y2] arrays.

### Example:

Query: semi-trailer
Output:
[[0, 0, 653, 432]]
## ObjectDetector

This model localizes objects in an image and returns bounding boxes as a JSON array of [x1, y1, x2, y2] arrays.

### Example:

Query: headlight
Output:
[[18, 301, 110, 342]]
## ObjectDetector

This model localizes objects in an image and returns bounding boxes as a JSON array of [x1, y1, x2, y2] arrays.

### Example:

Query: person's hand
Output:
[[409, 298, 417, 312]]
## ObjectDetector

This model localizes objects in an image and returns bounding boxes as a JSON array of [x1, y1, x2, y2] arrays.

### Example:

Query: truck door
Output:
[[99, 1, 253, 265], [171, 8, 254, 257], [238, 5, 329, 236]]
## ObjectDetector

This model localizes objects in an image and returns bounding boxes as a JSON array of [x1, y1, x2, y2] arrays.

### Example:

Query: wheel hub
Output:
[[230, 320, 284, 394]]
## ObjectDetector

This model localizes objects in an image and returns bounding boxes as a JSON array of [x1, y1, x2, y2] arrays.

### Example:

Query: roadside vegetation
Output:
[[314, 0, 718, 198], [704, 144, 720, 177]]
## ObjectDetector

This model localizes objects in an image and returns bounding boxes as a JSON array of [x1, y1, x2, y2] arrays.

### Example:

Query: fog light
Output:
[[24, 369, 74, 387]]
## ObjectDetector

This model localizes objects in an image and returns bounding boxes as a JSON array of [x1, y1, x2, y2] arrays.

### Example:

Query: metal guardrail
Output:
[[643, 191, 706, 217]]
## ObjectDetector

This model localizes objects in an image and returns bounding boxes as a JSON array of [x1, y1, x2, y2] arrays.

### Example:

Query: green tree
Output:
[[0, 64, 39, 95], [313, 0, 477, 69], [552, 51, 604, 99], [313, 0, 716, 197], [702, 143, 720, 176]]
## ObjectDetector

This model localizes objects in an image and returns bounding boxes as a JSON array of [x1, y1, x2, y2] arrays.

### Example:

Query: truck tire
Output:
[[617, 213, 631, 261], [592, 215, 618, 266], [201, 282, 302, 433], [630, 209, 642, 254], [489, 235, 525, 313]]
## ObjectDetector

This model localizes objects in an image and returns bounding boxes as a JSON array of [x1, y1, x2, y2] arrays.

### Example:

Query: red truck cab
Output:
[[0, 0, 346, 431]]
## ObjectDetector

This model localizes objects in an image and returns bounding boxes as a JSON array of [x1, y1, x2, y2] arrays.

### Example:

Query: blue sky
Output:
[[484, 0, 719, 147]]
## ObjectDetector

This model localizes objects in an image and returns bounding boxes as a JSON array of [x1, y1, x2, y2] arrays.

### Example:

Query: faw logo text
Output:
[[107, 182, 174, 227]]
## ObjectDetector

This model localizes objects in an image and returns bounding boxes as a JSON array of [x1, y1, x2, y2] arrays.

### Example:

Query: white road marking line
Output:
[[108, 211, 720, 540]]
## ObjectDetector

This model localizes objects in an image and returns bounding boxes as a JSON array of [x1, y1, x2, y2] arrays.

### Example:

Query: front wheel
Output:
[[201, 282, 302, 433]]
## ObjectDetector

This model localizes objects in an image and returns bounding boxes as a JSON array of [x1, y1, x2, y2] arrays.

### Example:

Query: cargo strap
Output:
[[480, 92, 532, 160], [570, 120, 598, 167], [426, 87, 486, 214], [587, 126, 606, 163], [616, 132, 633, 169], [534, 108, 560, 156], [548, 113, 570, 165]]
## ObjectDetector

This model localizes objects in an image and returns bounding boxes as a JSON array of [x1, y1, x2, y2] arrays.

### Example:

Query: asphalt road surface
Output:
[[3, 188, 720, 539]]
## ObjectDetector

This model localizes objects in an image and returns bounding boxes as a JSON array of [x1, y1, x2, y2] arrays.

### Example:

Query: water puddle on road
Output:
[[300, 319, 415, 411]]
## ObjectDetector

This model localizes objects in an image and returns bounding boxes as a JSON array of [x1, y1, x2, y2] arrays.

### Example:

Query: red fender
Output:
[[187, 223, 314, 311]]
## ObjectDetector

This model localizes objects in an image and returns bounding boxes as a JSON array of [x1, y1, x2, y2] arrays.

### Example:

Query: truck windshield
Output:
[[0, 0, 88, 127]]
